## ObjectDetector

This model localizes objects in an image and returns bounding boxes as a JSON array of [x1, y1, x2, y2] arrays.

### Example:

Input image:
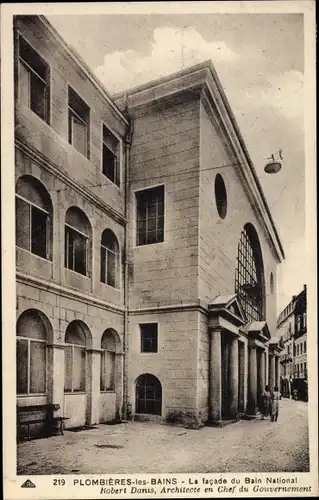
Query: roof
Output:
[[115, 61, 285, 262]]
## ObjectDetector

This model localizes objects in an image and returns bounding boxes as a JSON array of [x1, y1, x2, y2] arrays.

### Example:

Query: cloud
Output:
[[95, 25, 303, 128], [94, 26, 239, 93]]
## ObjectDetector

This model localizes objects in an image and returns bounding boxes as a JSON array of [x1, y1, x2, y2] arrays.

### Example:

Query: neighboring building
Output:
[[15, 15, 285, 431], [277, 285, 307, 399], [293, 286, 307, 385]]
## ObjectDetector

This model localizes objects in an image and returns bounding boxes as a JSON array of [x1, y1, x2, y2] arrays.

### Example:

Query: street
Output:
[[17, 399, 309, 475]]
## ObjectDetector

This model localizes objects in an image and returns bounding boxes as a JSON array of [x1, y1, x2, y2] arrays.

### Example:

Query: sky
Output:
[[47, 13, 305, 313]]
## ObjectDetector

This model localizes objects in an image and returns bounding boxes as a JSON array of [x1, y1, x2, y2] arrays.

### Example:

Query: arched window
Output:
[[100, 329, 118, 391], [64, 321, 88, 393], [235, 223, 265, 321], [136, 374, 162, 415], [100, 229, 119, 288], [16, 175, 53, 260], [65, 207, 91, 276], [16, 310, 51, 395]]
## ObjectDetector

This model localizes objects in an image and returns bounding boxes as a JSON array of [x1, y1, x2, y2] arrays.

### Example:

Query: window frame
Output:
[[16, 336, 47, 396], [64, 343, 86, 393], [17, 34, 50, 123], [101, 123, 122, 187], [68, 86, 90, 158], [100, 349, 116, 392], [64, 222, 89, 277], [100, 241, 119, 289], [140, 323, 159, 354], [16, 193, 51, 260], [235, 227, 264, 321], [135, 184, 165, 247]]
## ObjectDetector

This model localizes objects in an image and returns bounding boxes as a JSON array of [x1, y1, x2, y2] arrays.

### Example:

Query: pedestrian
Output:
[[270, 386, 281, 422], [261, 385, 271, 420], [293, 388, 298, 401]]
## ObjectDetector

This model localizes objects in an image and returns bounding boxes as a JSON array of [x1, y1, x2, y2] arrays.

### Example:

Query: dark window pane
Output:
[[136, 186, 164, 246], [100, 246, 106, 283], [140, 324, 158, 353], [148, 217, 156, 232], [70, 114, 87, 156], [107, 250, 116, 287], [73, 346, 86, 392], [137, 232, 146, 246], [17, 339, 28, 394], [16, 197, 30, 250], [74, 235, 87, 275], [65, 227, 87, 276], [30, 341, 46, 393], [30, 72, 46, 121], [148, 204, 157, 218], [157, 202, 164, 216], [19, 37, 47, 80], [103, 144, 116, 183], [31, 206, 48, 258]]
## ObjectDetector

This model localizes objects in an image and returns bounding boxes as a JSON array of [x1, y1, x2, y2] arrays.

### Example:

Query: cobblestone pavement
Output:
[[17, 399, 309, 475]]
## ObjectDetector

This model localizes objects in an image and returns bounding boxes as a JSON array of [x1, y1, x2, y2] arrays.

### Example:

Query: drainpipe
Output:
[[122, 98, 133, 420]]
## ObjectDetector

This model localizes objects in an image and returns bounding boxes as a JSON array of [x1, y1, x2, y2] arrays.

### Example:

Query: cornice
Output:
[[16, 272, 125, 315], [128, 300, 209, 316], [15, 138, 126, 227]]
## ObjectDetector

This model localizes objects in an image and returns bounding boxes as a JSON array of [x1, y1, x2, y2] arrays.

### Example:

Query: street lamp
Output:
[[264, 150, 283, 174]]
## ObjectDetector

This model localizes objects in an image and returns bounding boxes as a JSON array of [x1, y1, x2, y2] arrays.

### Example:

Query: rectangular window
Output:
[[300, 343, 303, 355], [30, 341, 46, 394], [100, 351, 115, 391], [16, 339, 28, 394], [68, 86, 90, 158], [18, 36, 49, 122], [136, 186, 164, 246], [304, 341, 307, 353], [100, 246, 117, 287], [64, 345, 73, 392], [140, 323, 158, 353], [73, 347, 86, 392], [65, 226, 88, 276], [64, 345, 86, 392], [16, 338, 46, 395], [102, 125, 120, 185], [16, 196, 49, 259]]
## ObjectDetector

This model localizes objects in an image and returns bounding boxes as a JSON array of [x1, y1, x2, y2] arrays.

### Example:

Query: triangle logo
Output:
[[21, 479, 36, 488]]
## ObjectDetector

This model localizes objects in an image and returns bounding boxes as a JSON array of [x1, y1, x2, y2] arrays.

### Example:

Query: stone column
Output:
[[269, 354, 276, 391], [115, 352, 124, 421], [247, 346, 257, 415], [210, 329, 222, 422], [258, 350, 265, 409], [265, 348, 269, 386], [275, 356, 280, 389], [229, 337, 239, 418], [86, 349, 101, 426], [47, 344, 65, 415]]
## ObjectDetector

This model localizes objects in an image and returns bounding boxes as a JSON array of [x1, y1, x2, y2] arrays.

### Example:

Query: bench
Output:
[[17, 404, 69, 440]]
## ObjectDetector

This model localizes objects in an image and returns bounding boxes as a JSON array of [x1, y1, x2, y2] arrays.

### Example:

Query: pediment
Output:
[[245, 321, 271, 342], [209, 294, 247, 326]]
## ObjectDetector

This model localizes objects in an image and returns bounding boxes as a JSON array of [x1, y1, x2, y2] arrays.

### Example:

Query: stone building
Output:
[[15, 15, 284, 430], [277, 285, 307, 399]]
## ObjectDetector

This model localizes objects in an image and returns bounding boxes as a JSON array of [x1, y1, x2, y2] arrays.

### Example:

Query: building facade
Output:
[[15, 15, 285, 431], [277, 285, 307, 399]]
